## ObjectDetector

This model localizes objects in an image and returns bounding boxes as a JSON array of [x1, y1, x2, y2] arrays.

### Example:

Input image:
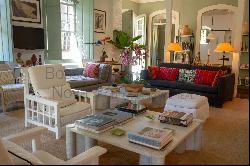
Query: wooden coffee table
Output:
[[66, 111, 203, 165]]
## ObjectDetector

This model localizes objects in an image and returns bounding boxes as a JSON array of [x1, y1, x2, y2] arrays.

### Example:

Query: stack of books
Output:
[[115, 102, 147, 115], [76, 110, 134, 133], [128, 127, 174, 150], [76, 114, 115, 133], [158, 111, 193, 127]]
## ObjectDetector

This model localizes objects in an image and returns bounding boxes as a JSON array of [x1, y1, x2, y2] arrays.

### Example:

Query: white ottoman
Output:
[[164, 93, 209, 152], [164, 93, 209, 121]]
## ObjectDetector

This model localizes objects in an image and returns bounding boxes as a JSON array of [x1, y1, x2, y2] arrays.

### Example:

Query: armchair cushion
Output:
[[0, 70, 14, 85], [36, 83, 77, 108], [28, 64, 67, 90]]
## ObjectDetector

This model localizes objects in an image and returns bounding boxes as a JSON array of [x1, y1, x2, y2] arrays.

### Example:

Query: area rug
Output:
[[0, 98, 249, 165]]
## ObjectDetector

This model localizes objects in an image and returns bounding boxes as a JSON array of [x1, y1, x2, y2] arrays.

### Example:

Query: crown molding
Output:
[[129, 0, 165, 4]]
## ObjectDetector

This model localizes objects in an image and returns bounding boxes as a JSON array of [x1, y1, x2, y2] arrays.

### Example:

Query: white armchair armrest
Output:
[[26, 94, 59, 107], [65, 146, 107, 165], [3, 127, 47, 144]]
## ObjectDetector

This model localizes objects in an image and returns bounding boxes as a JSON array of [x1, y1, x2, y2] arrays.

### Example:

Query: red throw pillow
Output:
[[194, 69, 218, 86], [148, 66, 159, 80], [84, 63, 100, 78], [212, 70, 227, 87], [159, 67, 179, 81]]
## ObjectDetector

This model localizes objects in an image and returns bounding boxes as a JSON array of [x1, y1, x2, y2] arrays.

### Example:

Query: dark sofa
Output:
[[141, 63, 235, 108]]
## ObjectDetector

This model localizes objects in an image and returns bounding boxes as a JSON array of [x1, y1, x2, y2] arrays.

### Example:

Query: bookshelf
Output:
[[237, 33, 249, 98], [176, 33, 195, 64]]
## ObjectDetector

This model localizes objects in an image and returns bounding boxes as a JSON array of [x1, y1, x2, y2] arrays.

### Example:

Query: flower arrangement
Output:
[[107, 30, 148, 66]]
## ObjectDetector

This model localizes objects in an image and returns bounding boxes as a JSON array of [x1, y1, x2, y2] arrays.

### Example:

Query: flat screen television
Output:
[[12, 26, 45, 50]]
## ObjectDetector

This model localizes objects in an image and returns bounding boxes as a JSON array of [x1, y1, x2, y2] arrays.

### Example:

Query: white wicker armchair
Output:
[[21, 64, 92, 139], [0, 127, 107, 165], [0, 64, 24, 112]]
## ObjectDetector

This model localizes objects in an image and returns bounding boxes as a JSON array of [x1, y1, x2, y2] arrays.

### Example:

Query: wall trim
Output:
[[130, 0, 165, 4]]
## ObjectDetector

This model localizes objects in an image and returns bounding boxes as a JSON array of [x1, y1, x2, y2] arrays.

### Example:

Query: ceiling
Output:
[[203, 9, 234, 16], [129, 0, 165, 3]]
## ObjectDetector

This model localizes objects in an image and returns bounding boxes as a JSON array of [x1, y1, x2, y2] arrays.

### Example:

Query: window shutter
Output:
[[44, 0, 62, 60]]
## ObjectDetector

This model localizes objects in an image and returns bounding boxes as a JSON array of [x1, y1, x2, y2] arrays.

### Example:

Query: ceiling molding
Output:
[[129, 0, 165, 4]]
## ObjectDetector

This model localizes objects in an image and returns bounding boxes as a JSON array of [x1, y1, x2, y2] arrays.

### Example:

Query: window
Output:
[[200, 26, 211, 45], [60, 0, 75, 59]]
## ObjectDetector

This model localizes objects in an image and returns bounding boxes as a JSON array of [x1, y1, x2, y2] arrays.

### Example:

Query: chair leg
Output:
[[56, 127, 61, 139]]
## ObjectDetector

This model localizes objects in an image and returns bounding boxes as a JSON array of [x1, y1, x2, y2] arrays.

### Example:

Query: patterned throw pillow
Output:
[[159, 67, 179, 81], [83, 63, 100, 78], [178, 69, 196, 83], [0, 71, 14, 85], [212, 70, 227, 87], [194, 69, 218, 86], [99, 64, 111, 81], [148, 66, 159, 80]]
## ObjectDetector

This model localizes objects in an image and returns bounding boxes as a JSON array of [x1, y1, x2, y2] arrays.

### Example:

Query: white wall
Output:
[[93, 0, 122, 63], [200, 13, 234, 65]]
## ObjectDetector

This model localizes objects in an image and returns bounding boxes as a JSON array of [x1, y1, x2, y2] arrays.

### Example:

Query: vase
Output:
[[181, 25, 191, 35], [243, 22, 249, 34]]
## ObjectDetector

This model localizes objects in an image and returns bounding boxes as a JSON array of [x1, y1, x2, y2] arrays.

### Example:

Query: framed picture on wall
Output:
[[94, 9, 106, 33], [11, 0, 41, 24]]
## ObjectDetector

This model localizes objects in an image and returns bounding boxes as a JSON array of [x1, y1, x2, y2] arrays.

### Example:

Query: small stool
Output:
[[164, 93, 209, 121]]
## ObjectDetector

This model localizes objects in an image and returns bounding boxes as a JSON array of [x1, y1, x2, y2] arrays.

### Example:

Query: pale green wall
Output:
[[0, 0, 13, 61], [172, 0, 238, 34], [122, 0, 138, 14]]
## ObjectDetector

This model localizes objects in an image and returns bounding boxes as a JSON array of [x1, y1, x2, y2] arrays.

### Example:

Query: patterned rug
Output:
[[0, 98, 249, 165]]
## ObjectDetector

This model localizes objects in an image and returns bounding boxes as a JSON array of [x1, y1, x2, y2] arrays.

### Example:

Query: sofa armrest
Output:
[[217, 73, 235, 101]]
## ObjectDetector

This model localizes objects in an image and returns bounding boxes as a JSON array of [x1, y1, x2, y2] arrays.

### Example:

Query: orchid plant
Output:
[[107, 30, 148, 66]]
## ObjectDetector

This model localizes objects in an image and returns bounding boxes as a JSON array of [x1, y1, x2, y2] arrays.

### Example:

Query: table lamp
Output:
[[167, 43, 183, 63], [214, 42, 234, 66]]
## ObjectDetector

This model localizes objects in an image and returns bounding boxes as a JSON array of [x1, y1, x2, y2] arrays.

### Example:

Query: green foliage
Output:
[[107, 30, 142, 49]]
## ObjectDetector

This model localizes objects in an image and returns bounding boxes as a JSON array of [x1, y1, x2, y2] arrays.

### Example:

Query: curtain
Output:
[[0, 0, 13, 61], [152, 26, 159, 66]]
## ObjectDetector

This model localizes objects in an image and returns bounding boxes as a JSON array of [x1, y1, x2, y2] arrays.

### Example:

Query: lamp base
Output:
[[218, 54, 229, 66]]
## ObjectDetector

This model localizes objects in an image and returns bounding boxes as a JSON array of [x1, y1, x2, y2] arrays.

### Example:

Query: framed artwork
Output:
[[11, 0, 41, 24], [94, 9, 106, 33]]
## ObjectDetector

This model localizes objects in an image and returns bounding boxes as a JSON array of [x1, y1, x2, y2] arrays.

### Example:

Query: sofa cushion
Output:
[[83, 63, 100, 78], [176, 81, 217, 94], [194, 69, 218, 86], [99, 64, 111, 81], [148, 66, 159, 80], [0, 70, 14, 85], [159, 67, 179, 81], [178, 69, 196, 83], [212, 70, 227, 87], [147, 80, 177, 88]]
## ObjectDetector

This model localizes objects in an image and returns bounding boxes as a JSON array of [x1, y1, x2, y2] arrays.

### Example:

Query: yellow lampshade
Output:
[[167, 43, 182, 52], [214, 43, 235, 53]]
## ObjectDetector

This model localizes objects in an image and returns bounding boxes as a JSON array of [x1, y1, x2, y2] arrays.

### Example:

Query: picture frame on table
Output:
[[11, 0, 41, 24], [94, 9, 106, 33]]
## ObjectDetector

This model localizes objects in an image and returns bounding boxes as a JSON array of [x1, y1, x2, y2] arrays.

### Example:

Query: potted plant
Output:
[[107, 30, 148, 67]]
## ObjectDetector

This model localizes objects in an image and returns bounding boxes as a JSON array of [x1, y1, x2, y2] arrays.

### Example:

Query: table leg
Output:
[[186, 123, 203, 151], [139, 155, 165, 165], [84, 136, 98, 150], [66, 125, 76, 160]]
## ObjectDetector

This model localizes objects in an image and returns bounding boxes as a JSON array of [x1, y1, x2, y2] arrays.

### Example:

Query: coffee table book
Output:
[[158, 111, 193, 127], [128, 127, 174, 150]]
